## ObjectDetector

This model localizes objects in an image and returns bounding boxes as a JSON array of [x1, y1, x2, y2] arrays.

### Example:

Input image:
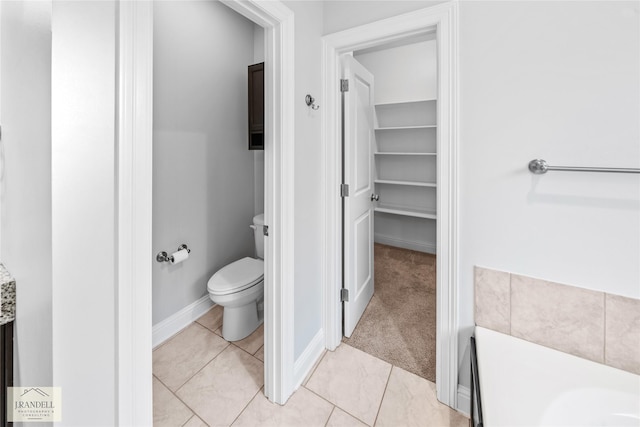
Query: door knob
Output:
[[371, 194, 379, 201]]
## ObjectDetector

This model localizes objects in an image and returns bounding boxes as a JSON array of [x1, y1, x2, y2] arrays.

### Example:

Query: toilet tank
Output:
[[253, 213, 265, 259]]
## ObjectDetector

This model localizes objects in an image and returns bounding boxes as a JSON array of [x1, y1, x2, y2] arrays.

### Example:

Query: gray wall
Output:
[[0, 0, 53, 396], [153, 1, 257, 324]]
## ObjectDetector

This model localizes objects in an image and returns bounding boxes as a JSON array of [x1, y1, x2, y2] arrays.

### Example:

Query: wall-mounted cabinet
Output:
[[373, 99, 437, 253], [248, 62, 264, 150]]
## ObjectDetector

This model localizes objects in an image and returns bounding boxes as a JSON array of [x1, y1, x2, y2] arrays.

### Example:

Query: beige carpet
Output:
[[343, 243, 436, 382]]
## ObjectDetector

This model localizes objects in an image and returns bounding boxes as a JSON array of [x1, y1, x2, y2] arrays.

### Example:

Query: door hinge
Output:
[[263, 225, 269, 236], [340, 79, 349, 92], [340, 288, 349, 302], [340, 184, 349, 198]]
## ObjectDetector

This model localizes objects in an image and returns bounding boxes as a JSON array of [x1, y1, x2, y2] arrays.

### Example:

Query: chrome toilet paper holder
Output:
[[156, 244, 191, 263]]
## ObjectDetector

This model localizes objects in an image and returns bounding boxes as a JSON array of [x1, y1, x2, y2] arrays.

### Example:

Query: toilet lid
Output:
[[207, 257, 264, 295]]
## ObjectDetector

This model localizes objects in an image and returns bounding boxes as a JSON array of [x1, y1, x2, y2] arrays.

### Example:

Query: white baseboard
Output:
[[153, 295, 214, 348], [456, 384, 470, 417], [293, 329, 325, 389], [374, 233, 436, 254]]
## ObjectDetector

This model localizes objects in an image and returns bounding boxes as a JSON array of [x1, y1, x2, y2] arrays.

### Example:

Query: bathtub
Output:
[[472, 326, 640, 426]]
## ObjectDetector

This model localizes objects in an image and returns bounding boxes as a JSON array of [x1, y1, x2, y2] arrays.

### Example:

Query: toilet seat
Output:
[[207, 257, 264, 296]]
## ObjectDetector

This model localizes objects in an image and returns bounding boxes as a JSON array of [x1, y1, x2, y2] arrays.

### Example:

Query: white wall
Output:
[[324, 0, 640, 393], [153, 1, 256, 324], [281, 0, 325, 361], [0, 0, 53, 399], [51, 1, 117, 424], [354, 39, 437, 104], [323, 0, 446, 35]]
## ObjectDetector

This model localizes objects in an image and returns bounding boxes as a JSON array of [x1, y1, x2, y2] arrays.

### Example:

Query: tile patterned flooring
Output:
[[153, 305, 469, 427]]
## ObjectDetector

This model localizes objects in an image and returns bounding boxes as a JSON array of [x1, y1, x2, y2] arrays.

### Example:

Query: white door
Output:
[[342, 55, 375, 337]]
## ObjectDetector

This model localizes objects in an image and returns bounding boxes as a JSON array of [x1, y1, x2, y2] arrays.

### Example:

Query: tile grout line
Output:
[[232, 341, 264, 359], [323, 406, 337, 427], [154, 320, 197, 352], [195, 319, 221, 335], [603, 293, 607, 364], [163, 386, 200, 423], [193, 320, 218, 334], [153, 374, 200, 426], [302, 385, 338, 408], [165, 341, 259, 427], [155, 317, 263, 426], [303, 349, 329, 386], [184, 414, 210, 427], [253, 344, 264, 356], [372, 365, 394, 427], [181, 414, 198, 427], [303, 385, 369, 427], [194, 305, 222, 332], [153, 373, 183, 399], [509, 272, 513, 336], [229, 386, 264, 427], [174, 341, 232, 394]]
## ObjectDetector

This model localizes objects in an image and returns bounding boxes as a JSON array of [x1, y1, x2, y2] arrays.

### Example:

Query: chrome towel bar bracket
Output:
[[528, 159, 640, 175]]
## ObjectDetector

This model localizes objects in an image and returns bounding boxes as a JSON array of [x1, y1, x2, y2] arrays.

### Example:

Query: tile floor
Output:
[[153, 305, 469, 427]]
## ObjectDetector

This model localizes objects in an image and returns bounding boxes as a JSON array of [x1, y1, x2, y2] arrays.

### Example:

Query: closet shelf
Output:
[[375, 152, 436, 156], [375, 99, 437, 107], [375, 125, 436, 131], [374, 204, 437, 220], [375, 179, 437, 188]]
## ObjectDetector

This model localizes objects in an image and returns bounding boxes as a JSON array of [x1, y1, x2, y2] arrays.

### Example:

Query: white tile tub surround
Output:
[[606, 294, 640, 375], [511, 274, 605, 364], [474, 266, 640, 375]]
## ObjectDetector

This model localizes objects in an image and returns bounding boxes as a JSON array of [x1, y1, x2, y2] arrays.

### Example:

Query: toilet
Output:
[[207, 213, 265, 341]]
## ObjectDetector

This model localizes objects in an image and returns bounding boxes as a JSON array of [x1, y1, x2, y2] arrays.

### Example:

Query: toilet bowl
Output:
[[207, 214, 264, 341]]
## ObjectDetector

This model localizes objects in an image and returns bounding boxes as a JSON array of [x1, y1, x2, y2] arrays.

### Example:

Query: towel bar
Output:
[[528, 159, 640, 175]]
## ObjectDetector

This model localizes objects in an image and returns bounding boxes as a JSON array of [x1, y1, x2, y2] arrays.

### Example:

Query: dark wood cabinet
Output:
[[248, 62, 264, 150]]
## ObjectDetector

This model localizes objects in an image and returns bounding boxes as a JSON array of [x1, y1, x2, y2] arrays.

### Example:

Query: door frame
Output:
[[321, 2, 460, 409], [117, 1, 295, 424]]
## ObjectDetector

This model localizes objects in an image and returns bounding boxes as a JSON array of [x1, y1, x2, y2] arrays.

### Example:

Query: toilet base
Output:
[[222, 301, 263, 342]]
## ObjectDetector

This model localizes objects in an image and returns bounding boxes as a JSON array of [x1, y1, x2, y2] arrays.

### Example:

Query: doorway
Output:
[[151, 0, 264, 341], [321, 2, 460, 409], [117, 1, 296, 422], [150, 4, 267, 423], [340, 35, 439, 382]]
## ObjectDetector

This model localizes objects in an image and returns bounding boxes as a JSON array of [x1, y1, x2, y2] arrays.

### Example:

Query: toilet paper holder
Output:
[[156, 244, 191, 263]]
